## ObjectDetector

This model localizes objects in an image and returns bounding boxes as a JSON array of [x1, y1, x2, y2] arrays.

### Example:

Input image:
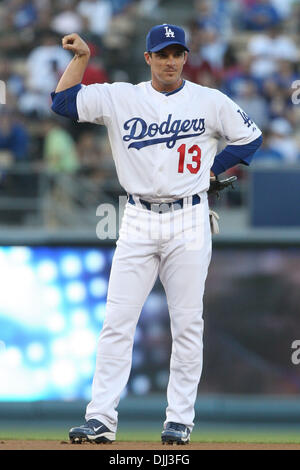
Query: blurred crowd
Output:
[[0, 0, 139, 181], [183, 0, 300, 173], [0, 0, 299, 223]]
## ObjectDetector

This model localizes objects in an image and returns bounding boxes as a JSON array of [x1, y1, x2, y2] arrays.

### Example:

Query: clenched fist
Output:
[[62, 33, 90, 58]]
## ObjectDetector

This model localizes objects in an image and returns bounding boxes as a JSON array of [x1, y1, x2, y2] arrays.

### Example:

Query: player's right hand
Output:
[[62, 33, 90, 58]]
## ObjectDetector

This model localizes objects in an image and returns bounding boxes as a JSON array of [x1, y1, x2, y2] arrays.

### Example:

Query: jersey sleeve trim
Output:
[[51, 83, 81, 120], [211, 134, 263, 175]]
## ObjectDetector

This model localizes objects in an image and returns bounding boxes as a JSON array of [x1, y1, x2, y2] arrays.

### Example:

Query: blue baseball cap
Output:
[[146, 24, 189, 53]]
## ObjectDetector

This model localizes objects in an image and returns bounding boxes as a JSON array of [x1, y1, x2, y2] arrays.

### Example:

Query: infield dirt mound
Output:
[[1, 440, 300, 450]]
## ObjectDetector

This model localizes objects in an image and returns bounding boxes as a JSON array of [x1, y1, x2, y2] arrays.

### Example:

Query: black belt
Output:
[[127, 194, 201, 213]]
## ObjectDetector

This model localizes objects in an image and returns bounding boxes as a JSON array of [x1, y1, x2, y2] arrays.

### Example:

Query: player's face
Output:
[[144, 45, 188, 92]]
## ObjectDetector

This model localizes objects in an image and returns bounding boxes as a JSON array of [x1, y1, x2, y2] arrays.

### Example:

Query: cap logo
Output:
[[164, 26, 175, 38]]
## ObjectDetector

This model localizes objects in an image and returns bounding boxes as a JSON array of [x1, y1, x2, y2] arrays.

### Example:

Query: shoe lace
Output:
[[86, 419, 102, 430], [168, 422, 186, 432]]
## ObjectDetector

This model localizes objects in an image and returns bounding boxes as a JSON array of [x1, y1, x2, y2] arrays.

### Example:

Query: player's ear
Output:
[[144, 52, 151, 66], [183, 51, 188, 65]]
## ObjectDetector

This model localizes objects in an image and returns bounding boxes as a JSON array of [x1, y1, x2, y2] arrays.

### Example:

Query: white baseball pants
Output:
[[85, 193, 212, 431]]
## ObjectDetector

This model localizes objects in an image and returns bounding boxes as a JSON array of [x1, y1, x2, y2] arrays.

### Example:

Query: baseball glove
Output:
[[208, 175, 237, 197]]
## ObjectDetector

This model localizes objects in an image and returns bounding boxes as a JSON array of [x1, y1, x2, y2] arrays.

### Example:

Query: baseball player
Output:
[[51, 24, 262, 445]]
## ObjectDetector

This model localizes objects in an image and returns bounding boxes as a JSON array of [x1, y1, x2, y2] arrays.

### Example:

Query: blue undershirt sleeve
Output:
[[51, 83, 82, 120], [211, 134, 263, 176]]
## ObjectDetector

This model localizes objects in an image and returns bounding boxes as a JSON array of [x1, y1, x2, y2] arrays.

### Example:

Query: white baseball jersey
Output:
[[76, 79, 262, 202]]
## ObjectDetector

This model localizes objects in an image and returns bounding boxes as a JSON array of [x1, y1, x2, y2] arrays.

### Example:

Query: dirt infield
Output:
[[1, 440, 300, 450]]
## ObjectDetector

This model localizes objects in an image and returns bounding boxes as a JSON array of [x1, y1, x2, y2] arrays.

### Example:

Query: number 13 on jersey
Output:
[[177, 144, 201, 174]]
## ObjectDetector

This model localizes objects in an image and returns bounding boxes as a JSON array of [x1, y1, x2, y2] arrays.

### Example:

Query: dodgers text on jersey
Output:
[[123, 113, 206, 150]]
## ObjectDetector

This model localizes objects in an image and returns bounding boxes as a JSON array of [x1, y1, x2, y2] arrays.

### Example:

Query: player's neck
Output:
[[151, 78, 183, 94]]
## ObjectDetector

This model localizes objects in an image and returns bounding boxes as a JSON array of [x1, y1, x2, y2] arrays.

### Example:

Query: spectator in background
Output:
[[0, 0, 40, 56], [77, 0, 113, 38], [220, 46, 253, 96], [51, 0, 84, 35], [183, 26, 219, 86], [267, 118, 299, 163], [248, 25, 298, 80], [34, 0, 53, 31], [234, 79, 269, 130], [253, 128, 283, 161], [76, 131, 106, 184], [0, 109, 29, 164], [262, 77, 296, 123], [110, 0, 136, 15], [268, 59, 299, 117], [19, 31, 72, 116], [194, 0, 221, 30], [138, 0, 161, 17], [100, 1, 140, 81], [291, 1, 300, 34], [193, 0, 232, 40], [189, 1, 230, 71], [82, 54, 110, 85], [41, 116, 80, 226], [42, 117, 79, 173], [197, 24, 227, 69], [267, 0, 296, 21], [25, 30, 72, 94], [254, 118, 300, 163], [273, 59, 298, 91], [7, 0, 38, 30], [0, 109, 30, 199], [243, 0, 281, 31], [0, 56, 25, 102]]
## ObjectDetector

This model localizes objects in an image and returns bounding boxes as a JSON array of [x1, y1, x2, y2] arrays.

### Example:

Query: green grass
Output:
[[117, 430, 300, 444], [1, 423, 300, 444]]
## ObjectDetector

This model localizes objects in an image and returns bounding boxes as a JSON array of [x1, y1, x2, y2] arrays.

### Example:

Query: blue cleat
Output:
[[161, 422, 190, 445], [69, 419, 115, 444]]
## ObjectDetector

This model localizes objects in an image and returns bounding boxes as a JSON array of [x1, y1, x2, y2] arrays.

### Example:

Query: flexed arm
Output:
[[55, 33, 90, 92], [51, 34, 91, 119]]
